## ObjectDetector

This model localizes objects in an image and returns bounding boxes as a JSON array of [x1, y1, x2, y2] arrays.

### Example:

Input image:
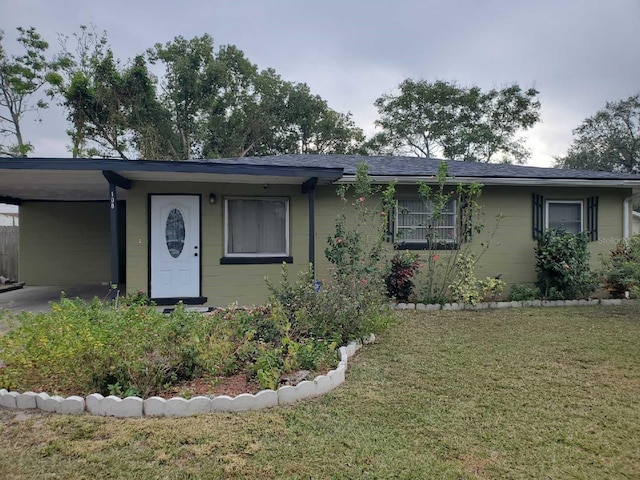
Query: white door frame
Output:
[[149, 194, 201, 300]]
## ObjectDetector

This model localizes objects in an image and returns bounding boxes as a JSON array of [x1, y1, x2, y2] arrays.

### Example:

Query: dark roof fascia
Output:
[[0, 158, 344, 181], [0, 195, 22, 205], [338, 174, 640, 188]]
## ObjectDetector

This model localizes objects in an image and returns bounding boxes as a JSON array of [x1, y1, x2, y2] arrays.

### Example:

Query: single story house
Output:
[[0, 155, 638, 306]]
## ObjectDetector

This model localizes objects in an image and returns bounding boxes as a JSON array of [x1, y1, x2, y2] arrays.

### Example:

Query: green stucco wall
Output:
[[19, 202, 110, 285], [125, 181, 311, 306], [313, 183, 630, 293], [125, 180, 631, 306]]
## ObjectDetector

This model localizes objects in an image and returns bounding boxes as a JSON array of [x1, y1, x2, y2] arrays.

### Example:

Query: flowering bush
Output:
[[535, 228, 597, 300], [321, 162, 397, 342], [409, 162, 502, 304]]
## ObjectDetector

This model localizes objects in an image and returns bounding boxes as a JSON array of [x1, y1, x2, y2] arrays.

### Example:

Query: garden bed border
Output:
[[394, 298, 639, 311], [0, 334, 375, 417]]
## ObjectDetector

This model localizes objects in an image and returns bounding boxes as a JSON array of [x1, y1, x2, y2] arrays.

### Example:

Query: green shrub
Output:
[[265, 264, 318, 339], [447, 254, 506, 305], [385, 251, 422, 302], [508, 283, 540, 301], [535, 228, 597, 300], [600, 236, 640, 298]]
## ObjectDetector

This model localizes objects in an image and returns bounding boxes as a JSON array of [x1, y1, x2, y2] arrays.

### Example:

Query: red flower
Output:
[[360, 278, 367, 284], [432, 254, 439, 261], [358, 197, 365, 203], [336, 238, 343, 244]]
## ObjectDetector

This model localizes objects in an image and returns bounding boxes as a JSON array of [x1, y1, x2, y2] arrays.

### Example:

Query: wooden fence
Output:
[[0, 226, 19, 281]]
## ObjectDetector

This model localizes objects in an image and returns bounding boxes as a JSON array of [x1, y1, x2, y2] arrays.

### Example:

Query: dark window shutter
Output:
[[586, 196, 599, 241], [532, 193, 544, 239], [386, 211, 394, 243], [459, 194, 472, 242]]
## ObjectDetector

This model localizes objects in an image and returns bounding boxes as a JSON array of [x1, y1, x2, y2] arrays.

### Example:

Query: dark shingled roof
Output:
[[197, 154, 640, 180]]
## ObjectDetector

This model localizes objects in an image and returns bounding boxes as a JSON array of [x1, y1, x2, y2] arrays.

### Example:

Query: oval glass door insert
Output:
[[165, 208, 186, 258]]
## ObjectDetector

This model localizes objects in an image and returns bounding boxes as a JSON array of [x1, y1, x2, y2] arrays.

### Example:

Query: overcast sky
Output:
[[3, 0, 640, 167]]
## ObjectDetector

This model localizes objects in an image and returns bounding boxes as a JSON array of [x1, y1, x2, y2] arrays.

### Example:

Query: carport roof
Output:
[[0, 157, 345, 202]]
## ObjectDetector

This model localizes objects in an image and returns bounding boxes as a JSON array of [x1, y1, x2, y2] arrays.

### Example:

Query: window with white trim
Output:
[[225, 197, 289, 256], [545, 200, 583, 234], [396, 198, 457, 245]]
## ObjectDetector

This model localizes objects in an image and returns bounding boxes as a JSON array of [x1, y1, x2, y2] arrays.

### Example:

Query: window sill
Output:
[[395, 242, 458, 251], [220, 256, 293, 265]]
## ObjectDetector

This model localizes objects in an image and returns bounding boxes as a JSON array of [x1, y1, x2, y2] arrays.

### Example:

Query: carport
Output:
[[0, 159, 130, 295], [0, 284, 111, 313]]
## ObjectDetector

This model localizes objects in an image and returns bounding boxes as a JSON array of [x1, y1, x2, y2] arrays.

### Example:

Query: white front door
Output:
[[150, 195, 200, 298]]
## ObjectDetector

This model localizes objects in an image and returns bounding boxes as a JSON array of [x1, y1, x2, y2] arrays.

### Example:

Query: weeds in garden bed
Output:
[[0, 296, 344, 396]]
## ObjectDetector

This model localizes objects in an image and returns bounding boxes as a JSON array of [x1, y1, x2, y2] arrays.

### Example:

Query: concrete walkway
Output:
[[0, 285, 111, 314]]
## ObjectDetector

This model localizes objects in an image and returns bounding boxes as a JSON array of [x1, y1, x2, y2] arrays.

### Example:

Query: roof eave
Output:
[[337, 175, 640, 187], [0, 158, 344, 182]]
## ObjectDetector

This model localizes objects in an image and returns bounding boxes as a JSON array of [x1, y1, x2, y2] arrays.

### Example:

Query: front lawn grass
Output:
[[1, 306, 640, 479]]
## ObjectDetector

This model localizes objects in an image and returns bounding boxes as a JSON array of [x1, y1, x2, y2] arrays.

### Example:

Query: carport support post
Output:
[[109, 182, 120, 299], [103, 170, 132, 300], [302, 177, 318, 277]]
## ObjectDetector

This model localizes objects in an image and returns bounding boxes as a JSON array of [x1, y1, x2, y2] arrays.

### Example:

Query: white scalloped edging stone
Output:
[[0, 336, 374, 417], [211, 395, 234, 412], [143, 396, 166, 416], [16, 391, 37, 409], [58, 396, 85, 415], [0, 389, 18, 409], [36, 393, 63, 412], [165, 396, 212, 417], [396, 298, 640, 311], [86, 393, 104, 415]]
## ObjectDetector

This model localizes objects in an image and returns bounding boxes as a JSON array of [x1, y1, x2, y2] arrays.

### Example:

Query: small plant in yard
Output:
[[600, 236, 640, 298], [508, 283, 540, 301], [535, 228, 597, 300], [384, 251, 422, 302], [448, 253, 506, 305]]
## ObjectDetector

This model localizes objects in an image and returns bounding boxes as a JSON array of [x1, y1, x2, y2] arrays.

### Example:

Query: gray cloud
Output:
[[3, 0, 639, 165]]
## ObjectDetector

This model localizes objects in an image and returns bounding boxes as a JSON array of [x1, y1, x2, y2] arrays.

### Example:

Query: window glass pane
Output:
[[548, 202, 581, 234], [228, 199, 287, 254], [397, 198, 456, 243], [165, 208, 185, 258]]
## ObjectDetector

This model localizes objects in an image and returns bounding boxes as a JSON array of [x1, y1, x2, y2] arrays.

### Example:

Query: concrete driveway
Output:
[[0, 285, 112, 314]]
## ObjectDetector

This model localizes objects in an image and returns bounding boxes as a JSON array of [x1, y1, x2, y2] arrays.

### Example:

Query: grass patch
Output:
[[1, 306, 640, 478]]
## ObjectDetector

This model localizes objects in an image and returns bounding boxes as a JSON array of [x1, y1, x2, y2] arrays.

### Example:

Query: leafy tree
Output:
[[555, 94, 640, 173], [0, 27, 62, 157], [148, 34, 227, 160], [371, 79, 540, 163], [152, 35, 365, 159], [56, 26, 176, 159]]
